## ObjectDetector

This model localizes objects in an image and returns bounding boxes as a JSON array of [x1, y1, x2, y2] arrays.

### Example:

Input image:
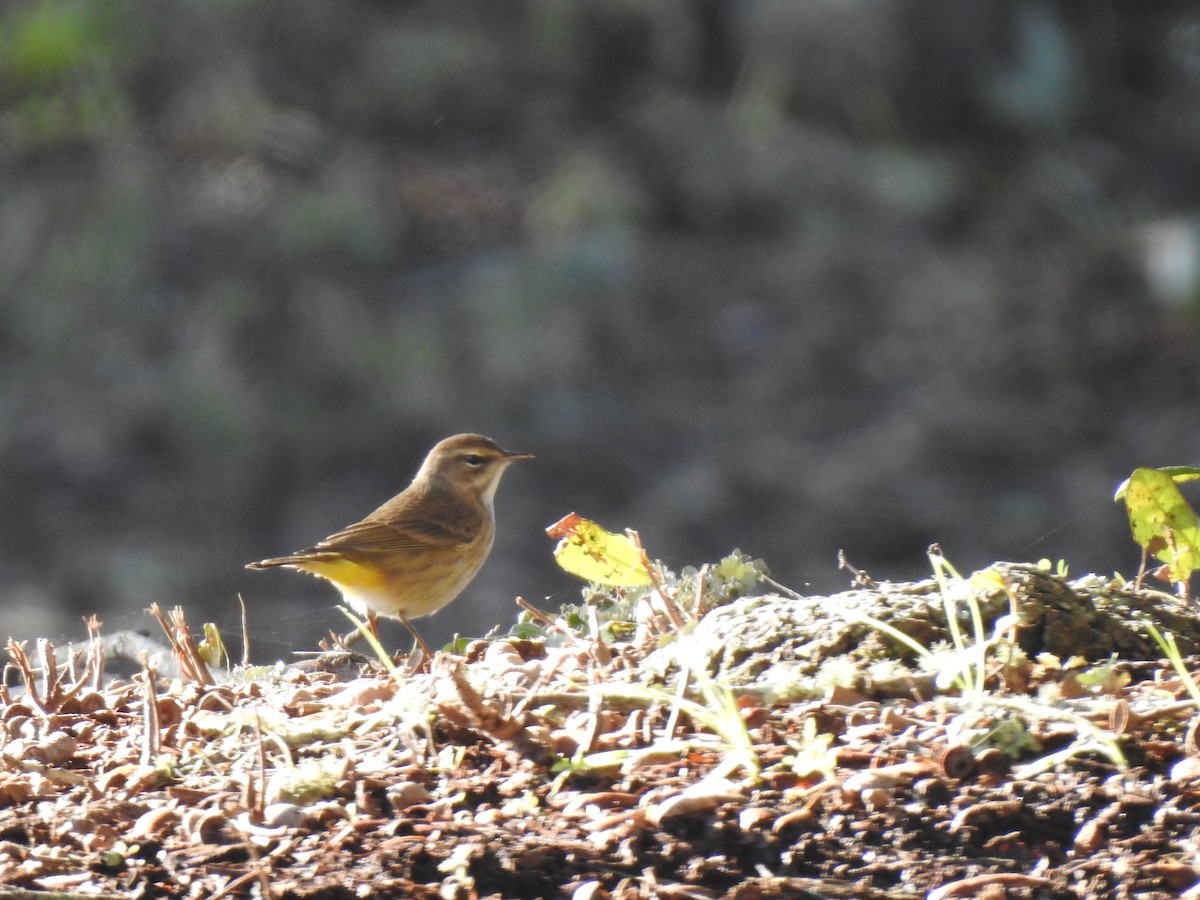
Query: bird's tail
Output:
[[245, 551, 338, 570]]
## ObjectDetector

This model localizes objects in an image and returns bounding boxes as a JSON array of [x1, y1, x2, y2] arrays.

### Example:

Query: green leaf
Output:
[[1121, 467, 1200, 583], [197, 622, 228, 670], [1114, 465, 1200, 500]]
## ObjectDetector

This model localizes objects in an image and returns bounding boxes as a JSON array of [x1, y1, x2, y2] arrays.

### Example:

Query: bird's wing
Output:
[[315, 509, 480, 554]]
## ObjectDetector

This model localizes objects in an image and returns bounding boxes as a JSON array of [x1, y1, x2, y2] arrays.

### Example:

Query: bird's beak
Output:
[[503, 449, 535, 463]]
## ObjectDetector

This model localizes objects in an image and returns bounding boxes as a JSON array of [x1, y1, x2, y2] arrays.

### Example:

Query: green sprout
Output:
[[852, 549, 1006, 697], [1145, 621, 1200, 707]]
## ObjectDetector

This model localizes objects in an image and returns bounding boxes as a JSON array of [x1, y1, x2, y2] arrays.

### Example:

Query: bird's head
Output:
[[418, 433, 534, 503]]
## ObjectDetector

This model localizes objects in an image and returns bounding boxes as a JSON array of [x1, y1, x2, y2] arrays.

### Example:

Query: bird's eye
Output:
[[462, 454, 485, 467]]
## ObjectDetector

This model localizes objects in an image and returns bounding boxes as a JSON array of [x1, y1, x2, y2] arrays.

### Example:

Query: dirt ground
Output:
[[1, 563, 1199, 899]]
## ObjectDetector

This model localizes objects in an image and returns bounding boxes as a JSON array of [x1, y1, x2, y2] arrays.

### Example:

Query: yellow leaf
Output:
[[968, 567, 1008, 593], [545, 513, 653, 587]]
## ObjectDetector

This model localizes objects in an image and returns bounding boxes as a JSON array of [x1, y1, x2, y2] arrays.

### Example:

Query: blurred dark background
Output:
[[3, 1, 1200, 661]]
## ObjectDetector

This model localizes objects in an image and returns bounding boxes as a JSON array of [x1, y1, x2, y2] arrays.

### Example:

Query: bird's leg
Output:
[[398, 613, 436, 661]]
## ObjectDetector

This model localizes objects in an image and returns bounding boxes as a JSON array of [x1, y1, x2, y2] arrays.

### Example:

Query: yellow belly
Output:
[[290, 550, 486, 620]]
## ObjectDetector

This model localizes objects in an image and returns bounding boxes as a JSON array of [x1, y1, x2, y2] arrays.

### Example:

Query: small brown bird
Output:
[[247, 433, 533, 656]]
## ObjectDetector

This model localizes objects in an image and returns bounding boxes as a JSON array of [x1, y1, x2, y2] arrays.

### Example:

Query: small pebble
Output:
[[387, 780, 432, 809]]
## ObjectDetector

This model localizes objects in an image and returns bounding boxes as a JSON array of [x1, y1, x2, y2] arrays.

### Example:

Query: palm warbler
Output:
[[247, 433, 532, 654]]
